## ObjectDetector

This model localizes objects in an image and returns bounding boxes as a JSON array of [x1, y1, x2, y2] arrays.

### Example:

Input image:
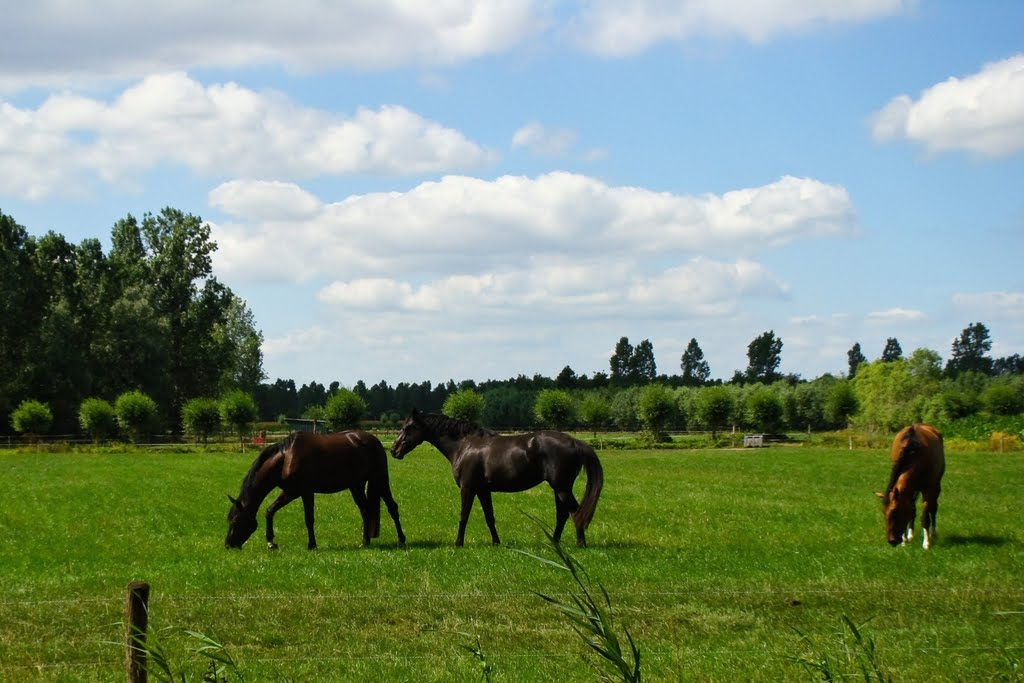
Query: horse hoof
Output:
[[267, 542, 279, 551]]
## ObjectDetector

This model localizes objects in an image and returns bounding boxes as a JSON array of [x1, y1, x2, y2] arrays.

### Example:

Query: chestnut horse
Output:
[[391, 409, 603, 547], [226, 430, 405, 550], [875, 423, 945, 548]]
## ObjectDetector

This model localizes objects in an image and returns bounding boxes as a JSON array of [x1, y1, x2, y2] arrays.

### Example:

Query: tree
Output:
[[220, 390, 259, 449], [631, 339, 657, 383], [11, 400, 53, 440], [679, 338, 710, 386], [946, 322, 993, 377], [443, 389, 486, 424], [982, 380, 1024, 416], [534, 389, 576, 430], [79, 398, 117, 444], [610, 387, 640, 431], [555, 365, 578, 389], [746, 387, 784, 433], [852, 353, 940, 432], [181, 397, 222, 445], [847, 342, 866, 379], [323, 389, 367, 431], [609, 337, 634, 386], [993, 354, 1024, 375], [637, 384, 676, 440], [214, 295, 265, 393], [579, 394, 612, 436], [115, 390, 159, 443], [881, 337, 903, 362], [695, 386, 734, 439], [744, 330, 783, 384], [823, 380, 858, 428]]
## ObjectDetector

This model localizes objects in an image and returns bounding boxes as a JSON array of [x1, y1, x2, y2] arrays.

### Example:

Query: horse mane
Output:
[[417, 411, 497, 438], [238, 432, 297, 506], [885, 425, 921, 495]]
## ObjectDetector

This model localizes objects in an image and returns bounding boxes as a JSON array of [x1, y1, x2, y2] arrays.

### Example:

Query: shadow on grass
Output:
[[942, 534, 1014, 547]]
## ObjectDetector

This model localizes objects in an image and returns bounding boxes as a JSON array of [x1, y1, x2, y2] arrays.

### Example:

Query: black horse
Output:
[[391, 409, 603, 547], [226, 430, 405, 550]]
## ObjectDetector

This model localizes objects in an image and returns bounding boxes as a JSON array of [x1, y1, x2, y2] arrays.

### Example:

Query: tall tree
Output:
[[945, 322, 993, 377], [214, 295, 266, 393], [881, 337, 903, 362], [631, 339, 657, 383], [745, 330, 783, 384], [609, 337, 634, 386], [847, 342, 867, 379], [679, 338, 710, 386], [555, 365, 578, 389]]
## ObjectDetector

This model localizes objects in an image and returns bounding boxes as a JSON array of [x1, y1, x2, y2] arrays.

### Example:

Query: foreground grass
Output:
[[0, 444, 1022, 681]]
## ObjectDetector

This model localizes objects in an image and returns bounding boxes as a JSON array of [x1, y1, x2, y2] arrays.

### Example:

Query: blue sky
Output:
[[2, 1, 1022, 387]]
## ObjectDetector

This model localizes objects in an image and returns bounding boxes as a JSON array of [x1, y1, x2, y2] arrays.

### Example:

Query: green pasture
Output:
[[1, 443, 1022, 681]]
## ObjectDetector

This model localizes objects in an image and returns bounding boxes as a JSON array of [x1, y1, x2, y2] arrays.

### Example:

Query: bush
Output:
[[579, 394, 612, 435], [982, 383, 1024, 416], [746, 387, 784, 433], [534, 389, 576, 430], [114, 391, 159, 443], [443, 389, 486, 424], [637, 384, 676, 440], [181, 397, 222, 445], [220, 390, 258, 448], [323, 388, 367, 431], [11, 400, 53, 440], [78, 398, 117, 443]]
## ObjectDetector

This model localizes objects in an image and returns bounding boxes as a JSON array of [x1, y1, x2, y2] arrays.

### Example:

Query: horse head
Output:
[[225, 494, 258, 549], [391, 409, 426, 459], [876, 486, 914, 546]]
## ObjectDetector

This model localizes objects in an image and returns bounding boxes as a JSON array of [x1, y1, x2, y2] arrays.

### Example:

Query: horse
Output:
[[390, 409, 603, 547], [874, 423, 945, 548], [226, 430, 406, 550]]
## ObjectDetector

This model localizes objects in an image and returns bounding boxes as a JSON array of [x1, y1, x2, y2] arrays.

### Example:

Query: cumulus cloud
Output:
[[209, 172, 858, 283], [871, 54, 1024, 157], [0, 1, 543, 91], [511, 121, 577, 156], [571, 0, 912, 56], [866, 307, 926, 324], [952, 291, 1024, 319], [0, 73, 492, 199]]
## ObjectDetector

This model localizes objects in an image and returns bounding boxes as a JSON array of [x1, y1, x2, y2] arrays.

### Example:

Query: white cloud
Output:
[[952, 291, 1024, 320], [571, 0, 912, 56], [871, 54, 1024, 157], [0, 1, 544, 91], [0, 73, 492, 199], [209, 172, 858, 283], [511, 121, 577, 156], [866, 307, 926, 324]]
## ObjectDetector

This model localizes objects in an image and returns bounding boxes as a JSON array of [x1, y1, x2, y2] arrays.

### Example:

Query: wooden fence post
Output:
[[126, 580, 150, 683]]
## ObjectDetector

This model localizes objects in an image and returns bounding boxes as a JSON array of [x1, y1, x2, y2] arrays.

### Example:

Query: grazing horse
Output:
[[226, 430, 406, 550], [390, 409, 603, 547], [875, 423, 945, 548]]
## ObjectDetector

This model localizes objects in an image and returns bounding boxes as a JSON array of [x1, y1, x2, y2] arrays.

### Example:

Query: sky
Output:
[[2, 1, 1023, 388]]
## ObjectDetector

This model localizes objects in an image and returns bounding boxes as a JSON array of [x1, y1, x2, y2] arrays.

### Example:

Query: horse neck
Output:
[[423, 432, 464, 463], [240, 455, 282, 513]]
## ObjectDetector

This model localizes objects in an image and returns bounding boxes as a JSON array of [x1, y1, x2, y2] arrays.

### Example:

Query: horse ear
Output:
[[874, 491, 884, 499]]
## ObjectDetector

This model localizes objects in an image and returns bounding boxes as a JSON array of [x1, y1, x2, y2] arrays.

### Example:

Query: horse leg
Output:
[[265, 491, 296, 550], [382, 488, 406, 546], [301, 493, 317, 550], [556, 489, 586, 547], [922, 489, 940, 549], [456, 486, 476, 547], [552, 492, 571, 545], [350, 486, 372, 546], [478, 490, 500, 545]]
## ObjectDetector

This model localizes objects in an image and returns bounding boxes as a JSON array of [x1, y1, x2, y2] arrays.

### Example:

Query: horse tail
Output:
[[574, 443, 604, 531]]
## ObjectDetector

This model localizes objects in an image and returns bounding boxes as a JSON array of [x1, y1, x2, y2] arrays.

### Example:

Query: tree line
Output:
[[4, 205, 1023, 440]]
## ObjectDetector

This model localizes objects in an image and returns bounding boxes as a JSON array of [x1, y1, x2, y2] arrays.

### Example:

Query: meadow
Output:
[[1, 441, 1022, 681]]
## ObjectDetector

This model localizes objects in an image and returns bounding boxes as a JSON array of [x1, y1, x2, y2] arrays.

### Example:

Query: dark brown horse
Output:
[[391, 409, 603, 547], [875, 423, 945, 548], [226, 430, 405, 550]]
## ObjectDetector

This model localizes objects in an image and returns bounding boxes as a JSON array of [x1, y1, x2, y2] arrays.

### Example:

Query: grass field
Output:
[[1, 442, 1022, 681]]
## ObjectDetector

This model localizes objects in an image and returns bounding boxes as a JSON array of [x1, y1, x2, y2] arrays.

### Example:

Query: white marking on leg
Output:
[[923, 526, 933, 549], [905, 526, 913, 541]]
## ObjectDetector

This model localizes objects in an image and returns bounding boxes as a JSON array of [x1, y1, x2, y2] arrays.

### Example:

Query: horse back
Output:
[[891, 423, 945, 492], [281, 430, 383, 491]]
